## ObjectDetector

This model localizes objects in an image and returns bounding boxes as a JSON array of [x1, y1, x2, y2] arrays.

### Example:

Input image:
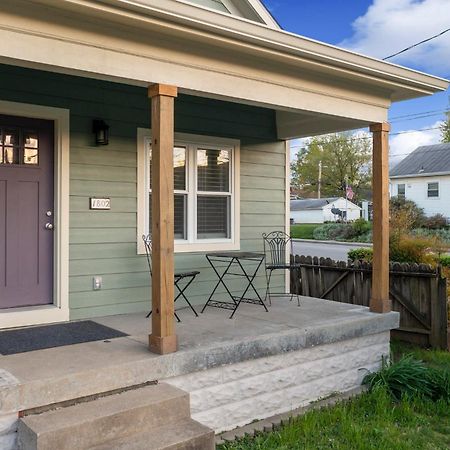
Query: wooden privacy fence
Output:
[[290, 255, 448, 349]]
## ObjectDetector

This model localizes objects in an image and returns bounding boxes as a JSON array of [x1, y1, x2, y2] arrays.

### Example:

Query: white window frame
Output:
[[137, 128, 240, 254], [397, 183, 406, 198], [427, 181, 439, 198]]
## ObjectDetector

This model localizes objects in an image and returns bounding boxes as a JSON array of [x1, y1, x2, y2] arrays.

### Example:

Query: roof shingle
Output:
[[290, 197, 339, 211], [390, 143, 450, 177]]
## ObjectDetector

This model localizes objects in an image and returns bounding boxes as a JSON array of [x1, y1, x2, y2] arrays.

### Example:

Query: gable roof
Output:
[[291, 197, 340, 211], [390, 143, 450, 178], [179, 0, 280, 28]]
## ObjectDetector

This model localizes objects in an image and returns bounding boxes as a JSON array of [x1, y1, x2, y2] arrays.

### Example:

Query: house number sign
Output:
[[90, 198, 111, 210]]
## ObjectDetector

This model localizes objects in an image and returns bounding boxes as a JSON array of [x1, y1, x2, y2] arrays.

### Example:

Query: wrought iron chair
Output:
[[142, 235, 200, 321], [262, 231, 301, 306]]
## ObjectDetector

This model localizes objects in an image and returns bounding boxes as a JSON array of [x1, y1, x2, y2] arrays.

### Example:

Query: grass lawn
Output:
[[218, 343, 450, 450], [290, 224, 321, 239]]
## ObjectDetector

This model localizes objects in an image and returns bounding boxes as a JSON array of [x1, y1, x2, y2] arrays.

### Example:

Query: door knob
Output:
[[45, 223, 54, 230]]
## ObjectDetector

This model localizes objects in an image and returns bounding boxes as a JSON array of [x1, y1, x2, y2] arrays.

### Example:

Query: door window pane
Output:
[[197, 149, 230, 192], [0, 128, 38, 166], [3, 128, 20, 165], [197, 196, 230, 239], [4, 129, 19, 146], [24, 131, 39, 165], [3, 146, 19, 165]]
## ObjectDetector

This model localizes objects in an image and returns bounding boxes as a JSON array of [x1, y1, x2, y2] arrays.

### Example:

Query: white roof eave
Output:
[[33, 0, 449, 98]]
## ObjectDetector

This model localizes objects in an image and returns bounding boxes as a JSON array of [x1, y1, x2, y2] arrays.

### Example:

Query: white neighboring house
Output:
[[290, 197, 362, 224], [390, 143, 450, 220]]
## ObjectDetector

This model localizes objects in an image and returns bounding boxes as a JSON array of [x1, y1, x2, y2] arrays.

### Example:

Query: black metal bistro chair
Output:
[[262, 231, 301, 306], [142, 235, 200, 321]]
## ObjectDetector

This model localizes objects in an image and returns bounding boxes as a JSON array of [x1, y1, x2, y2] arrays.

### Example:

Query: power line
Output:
[[383, 28, 450, 60], [389, 109, 449, 123], [290, 126, 442, 148], [390, 108, 447, 120]]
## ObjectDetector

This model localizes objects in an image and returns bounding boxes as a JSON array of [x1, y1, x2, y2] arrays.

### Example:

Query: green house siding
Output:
[[0, 65, 287, 319]]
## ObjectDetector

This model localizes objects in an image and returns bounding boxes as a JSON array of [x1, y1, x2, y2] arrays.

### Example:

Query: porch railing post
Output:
[[148, 83, 178, 354], [370, 122, 391, 313]]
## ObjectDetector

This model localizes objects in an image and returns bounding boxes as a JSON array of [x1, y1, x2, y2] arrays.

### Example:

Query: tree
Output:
[[291, 132, 372, 200]]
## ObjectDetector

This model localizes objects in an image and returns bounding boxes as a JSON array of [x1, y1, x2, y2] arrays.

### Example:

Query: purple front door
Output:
[[0, 115, 54, 309]]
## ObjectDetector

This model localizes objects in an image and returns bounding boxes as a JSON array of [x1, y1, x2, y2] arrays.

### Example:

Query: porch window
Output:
[[137, 130, 240, 253], [427, 182, 439, 198]]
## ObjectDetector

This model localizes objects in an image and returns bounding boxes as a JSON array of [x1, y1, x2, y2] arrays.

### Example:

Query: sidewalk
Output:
[[293, 238, 372, 247]]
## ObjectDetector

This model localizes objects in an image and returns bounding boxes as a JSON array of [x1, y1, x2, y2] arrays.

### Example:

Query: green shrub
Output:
[[357, 230, 373, 243], [313, 223, 360, 241], [348, 247, 373, 262], [363, 355, 432, 401], [439, 255, 450, 267], [389, 235, 437, 265], [390, 197, 426, 229], [348, 237, 439, 264], [313, 223, 341, 240], [352, 218, 372, 235], [412, 227, 450, 245], [427, 368, 450, 403], [424, 213, 448, 230], [364, 355, 450, 403]]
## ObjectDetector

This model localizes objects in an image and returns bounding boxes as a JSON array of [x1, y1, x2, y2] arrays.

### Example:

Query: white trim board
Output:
[[285, 140, 290, 293], [0, 100, 70, 329]]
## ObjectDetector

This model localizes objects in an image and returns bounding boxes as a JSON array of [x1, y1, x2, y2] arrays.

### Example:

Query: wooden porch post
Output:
[[370, 122, 391, 313], [148, 83, 178, 354]]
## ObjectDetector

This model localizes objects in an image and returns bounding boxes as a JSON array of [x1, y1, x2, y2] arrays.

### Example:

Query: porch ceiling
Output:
[[0, 0, 448, 139]]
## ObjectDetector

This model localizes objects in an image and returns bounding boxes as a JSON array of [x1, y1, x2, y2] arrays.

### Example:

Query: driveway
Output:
[[292, 239, 371, 261]]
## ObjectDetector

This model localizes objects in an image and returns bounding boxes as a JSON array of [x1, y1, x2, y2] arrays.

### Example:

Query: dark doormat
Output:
[[0, 321, 128, 355]]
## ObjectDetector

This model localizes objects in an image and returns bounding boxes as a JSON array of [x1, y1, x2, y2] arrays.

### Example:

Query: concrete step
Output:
[[17, 383, 191, 450], [91, 418, 215, 450]]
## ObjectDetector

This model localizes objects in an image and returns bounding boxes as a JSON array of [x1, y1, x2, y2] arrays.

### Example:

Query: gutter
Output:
[[37, 0, 448, 98], [390, 171, 450, 179]]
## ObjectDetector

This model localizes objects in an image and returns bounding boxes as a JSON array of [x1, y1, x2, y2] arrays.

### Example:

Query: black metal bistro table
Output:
[[201, 251, 268, 319]]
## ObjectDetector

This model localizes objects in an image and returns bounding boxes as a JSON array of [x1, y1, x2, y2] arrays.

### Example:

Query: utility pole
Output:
[[318, 160, 322, 199], [345, 176, 349, 223]]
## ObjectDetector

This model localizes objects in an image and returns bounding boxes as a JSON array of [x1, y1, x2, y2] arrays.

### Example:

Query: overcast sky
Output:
[[262, 0, 450, 167]]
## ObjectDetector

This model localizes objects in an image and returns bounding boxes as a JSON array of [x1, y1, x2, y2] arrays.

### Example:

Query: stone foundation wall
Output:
[[0, 370, 19, 450], [166, 331, 390, 432]]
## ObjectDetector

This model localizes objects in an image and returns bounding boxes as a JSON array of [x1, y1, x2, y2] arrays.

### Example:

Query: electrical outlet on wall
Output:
[[93, 276, 102, 290]]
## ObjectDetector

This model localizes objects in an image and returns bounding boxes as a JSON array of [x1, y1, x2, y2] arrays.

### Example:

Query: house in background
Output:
[[290, 197, 362, 224], [390, 143, 450, 220]]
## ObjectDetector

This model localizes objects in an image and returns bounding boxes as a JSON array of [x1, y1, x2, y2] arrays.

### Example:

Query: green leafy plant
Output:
[[348, 247, 373, 262], [364, 355, 450, 403], [352, 218, 371, 235], [439, 255, 450, 267], [427, 368, 450, 403], [389, 235, 438, 265], [363, 355, 432, 401]]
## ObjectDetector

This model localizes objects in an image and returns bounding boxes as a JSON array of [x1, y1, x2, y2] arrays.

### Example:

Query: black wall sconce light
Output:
[[93, 119, 110, 146]]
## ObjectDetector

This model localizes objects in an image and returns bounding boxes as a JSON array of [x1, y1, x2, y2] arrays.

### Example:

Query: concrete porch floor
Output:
[[0, 297, 399, 440]]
